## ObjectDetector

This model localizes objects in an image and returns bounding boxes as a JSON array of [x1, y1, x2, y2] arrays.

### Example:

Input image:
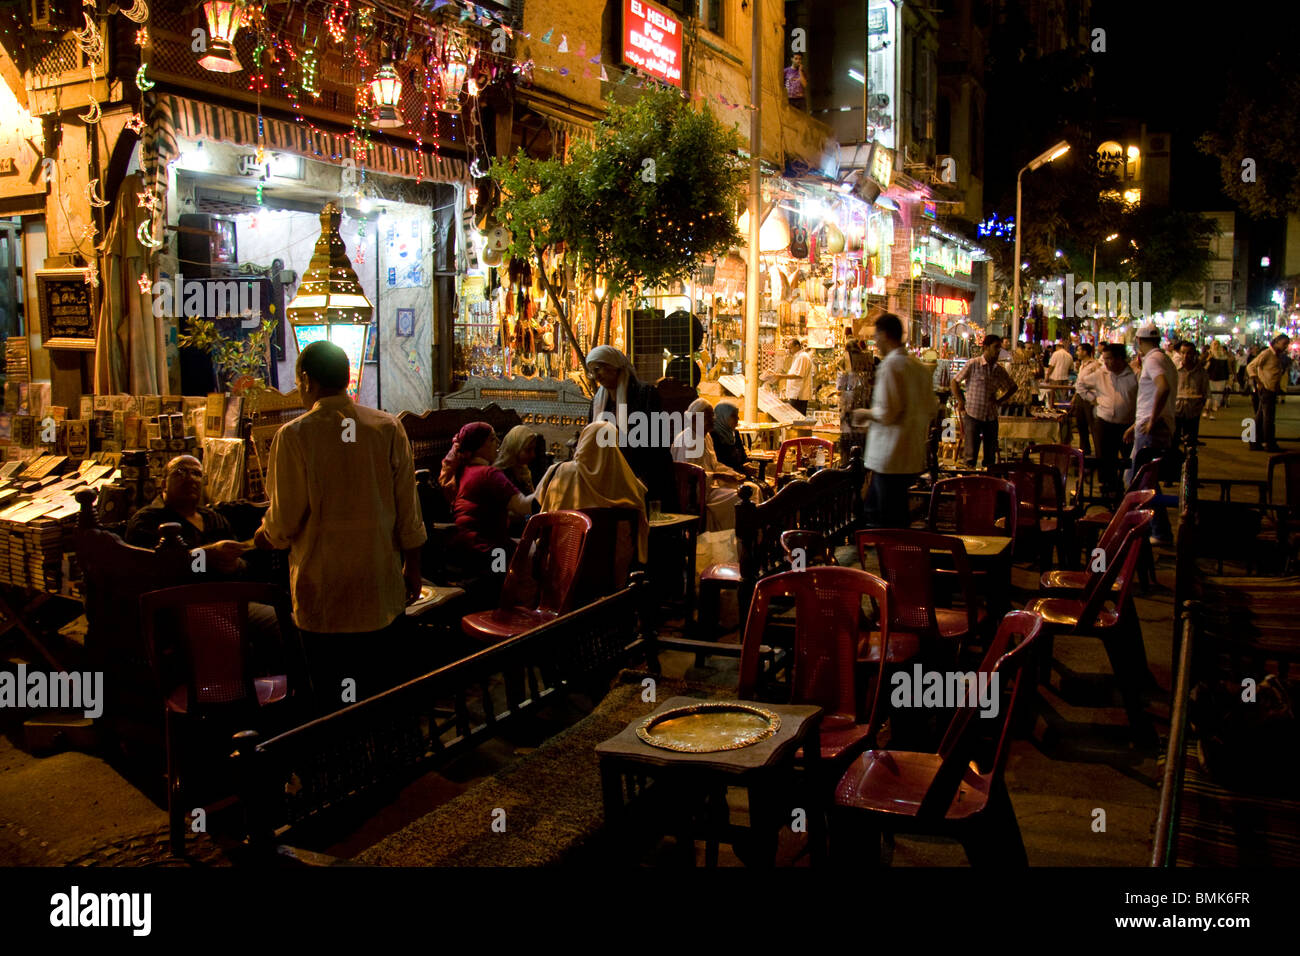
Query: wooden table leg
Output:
[[0, 591, 64, 670]]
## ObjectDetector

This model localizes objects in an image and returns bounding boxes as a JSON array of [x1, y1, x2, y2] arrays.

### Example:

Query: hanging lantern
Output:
[[198, 1, 246, 73], [369, 61, 404, 128], [286, 202, 374, 399], [439, 39, 469, 112]]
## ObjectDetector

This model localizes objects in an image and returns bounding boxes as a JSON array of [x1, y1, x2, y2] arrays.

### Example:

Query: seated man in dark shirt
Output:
[[125, 455, 246, 574]]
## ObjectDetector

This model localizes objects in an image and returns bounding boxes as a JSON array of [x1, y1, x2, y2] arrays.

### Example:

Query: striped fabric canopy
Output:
[[151, 94, 469, 184]]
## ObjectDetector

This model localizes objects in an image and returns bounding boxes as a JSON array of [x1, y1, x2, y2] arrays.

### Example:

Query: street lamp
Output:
[[1013, 140, 1070, 344], [1091, 232, 1119, 340]]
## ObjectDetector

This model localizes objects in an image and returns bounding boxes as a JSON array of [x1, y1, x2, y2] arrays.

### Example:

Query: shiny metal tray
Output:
[[636, 702, 781, 753]]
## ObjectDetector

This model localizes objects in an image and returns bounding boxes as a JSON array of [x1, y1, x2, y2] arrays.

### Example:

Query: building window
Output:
[[701, 0, 723, 35], [658, 0, 721, 36]]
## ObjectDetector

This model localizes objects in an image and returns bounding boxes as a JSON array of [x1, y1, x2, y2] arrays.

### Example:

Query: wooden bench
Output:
[[399, 404, 523, 477], [1154, 451, 1300, 866], [226, 582, 651, 861], [651, 459, 865, 663]]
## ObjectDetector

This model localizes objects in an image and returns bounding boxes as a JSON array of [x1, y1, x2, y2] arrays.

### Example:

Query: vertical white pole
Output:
[[744, 0, 763, 425]]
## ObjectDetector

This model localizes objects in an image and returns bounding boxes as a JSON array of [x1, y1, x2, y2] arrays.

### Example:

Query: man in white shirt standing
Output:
[[255, 341, 428, 708], [1069, 342, 1099, 455], [770, 338, 815, 415], [852, 313, 936, 528], [1040, 339, 1073, 405], [1125, 322, 1178, 542], [1076, 343, 1138, 499]]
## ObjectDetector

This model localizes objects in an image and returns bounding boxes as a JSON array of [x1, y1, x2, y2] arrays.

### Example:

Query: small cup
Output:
[[648, 500, 662, 521]]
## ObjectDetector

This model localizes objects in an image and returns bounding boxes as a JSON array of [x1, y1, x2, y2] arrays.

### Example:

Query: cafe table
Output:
[[648, 512, 702, 621], [596, 697, 823, 866], [938, 533, 1014, 618]]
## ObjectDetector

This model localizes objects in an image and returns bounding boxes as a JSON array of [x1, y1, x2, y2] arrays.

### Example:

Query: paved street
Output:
[[0, 394, 1293, 866]]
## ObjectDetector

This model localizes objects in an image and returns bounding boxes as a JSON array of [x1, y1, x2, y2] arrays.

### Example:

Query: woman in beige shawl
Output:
[[671, 399, 753, 531], [534, 420, 649, 561], [494, 425, 540, 494]]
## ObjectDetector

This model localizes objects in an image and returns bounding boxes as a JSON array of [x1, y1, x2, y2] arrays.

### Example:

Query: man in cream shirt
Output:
[[852, 313, 936, 528], [769, 338, 815, 414], [255, 341, 427, 706]]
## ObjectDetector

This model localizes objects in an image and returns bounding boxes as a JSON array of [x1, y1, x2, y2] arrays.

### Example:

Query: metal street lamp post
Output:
[[1012, 140, 1070, 346], [1091, 232, 1119, 342]]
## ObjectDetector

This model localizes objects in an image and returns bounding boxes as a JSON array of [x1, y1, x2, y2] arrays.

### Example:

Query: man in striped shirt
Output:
[[951, 334, 1017, 468]]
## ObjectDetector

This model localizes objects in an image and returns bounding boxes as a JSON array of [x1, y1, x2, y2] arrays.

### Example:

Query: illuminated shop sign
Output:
[[911, 240, 973, 277], [866, 1, 897, 150], [622, 0, 682, 87], [869, 143, 894, 189], [918, 294, 970, 315]]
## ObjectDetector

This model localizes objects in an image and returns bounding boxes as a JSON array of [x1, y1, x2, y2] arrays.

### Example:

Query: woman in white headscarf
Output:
[[535, 420, 649, 561], [585, 345, 677, 512], [671, 399, 754, 531]]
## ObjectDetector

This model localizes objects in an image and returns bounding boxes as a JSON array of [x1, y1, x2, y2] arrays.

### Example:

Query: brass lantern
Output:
[[286, 202, 374, 399], [439, 40, 469, 113], [369, 61, 404, 129], [198, 0, 246, 73]]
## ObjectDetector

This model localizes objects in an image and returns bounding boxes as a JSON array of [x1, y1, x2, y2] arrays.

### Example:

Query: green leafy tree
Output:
[[1198, 55, 1300, 218], [178, 318, 278, 393], [491, 86, 746, 372]]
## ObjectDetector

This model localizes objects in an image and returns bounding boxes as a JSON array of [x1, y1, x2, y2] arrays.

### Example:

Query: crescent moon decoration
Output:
[[85, 179, 110, 207], [79, 96, 101, 124], [137, 219, 163, 249], [120, 0, 150, 24], [135, 64, 155, 92]]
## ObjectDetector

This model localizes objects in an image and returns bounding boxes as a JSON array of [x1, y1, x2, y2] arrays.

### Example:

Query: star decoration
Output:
[[137, 272, 152, 294], [135, 27, 148, 46], [81, 224, 98, 244], [137, 189, 160, 211], [125, 113, 145, 134], [83, 266, 99, 288]]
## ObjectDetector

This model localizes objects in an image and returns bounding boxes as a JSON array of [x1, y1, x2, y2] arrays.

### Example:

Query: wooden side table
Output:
[[596, 697, 823, 866]]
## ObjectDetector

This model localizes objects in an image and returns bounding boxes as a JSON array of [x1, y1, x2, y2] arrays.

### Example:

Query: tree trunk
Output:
[[536, 256, 586, 377]]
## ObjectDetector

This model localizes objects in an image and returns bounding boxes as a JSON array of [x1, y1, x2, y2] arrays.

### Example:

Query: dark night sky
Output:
[[1089, 0, 1286, 210]]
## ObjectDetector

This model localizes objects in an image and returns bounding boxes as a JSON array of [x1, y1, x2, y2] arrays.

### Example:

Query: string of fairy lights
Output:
[[0, 0, 756, 289]]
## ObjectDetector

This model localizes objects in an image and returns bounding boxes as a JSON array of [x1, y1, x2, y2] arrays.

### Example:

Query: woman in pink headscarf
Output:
[[443, 422, 535, 572]]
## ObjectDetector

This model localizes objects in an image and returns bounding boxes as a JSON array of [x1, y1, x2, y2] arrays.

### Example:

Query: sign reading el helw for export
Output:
[[622, 0, 682, 87]]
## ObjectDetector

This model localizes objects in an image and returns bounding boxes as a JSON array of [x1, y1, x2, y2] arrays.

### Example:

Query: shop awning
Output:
[[159, 95, 468, 184]]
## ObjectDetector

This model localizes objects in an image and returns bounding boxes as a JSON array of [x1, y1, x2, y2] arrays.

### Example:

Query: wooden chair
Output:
[[73, 489, 197, 755], [576, 507, 644, 605], [140, 582, 297, 854], [831, 610, 1044, 866]]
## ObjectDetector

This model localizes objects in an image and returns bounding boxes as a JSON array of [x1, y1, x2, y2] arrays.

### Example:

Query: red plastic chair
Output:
[[1078, 459, 1161, 532], [739, 567, 888, 769], [986, 461, 1069, 569], [775, 437, 835, 487], [780, 529, 836, 568], [856, 529, 986, 666], [1024, 510, 1157, 746], [831, 610, 1044, 866], [461, 511, 593, 643], [1040, 490, 1155, 594], [139, 582, 295, 855], [1077, 459, 1161, 583], [926, 475, 1017, 616], [1023, 443, 1085, 516]]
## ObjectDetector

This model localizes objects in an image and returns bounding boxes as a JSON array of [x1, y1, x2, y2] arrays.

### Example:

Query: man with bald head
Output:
[[125, 454, 245, 572]]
